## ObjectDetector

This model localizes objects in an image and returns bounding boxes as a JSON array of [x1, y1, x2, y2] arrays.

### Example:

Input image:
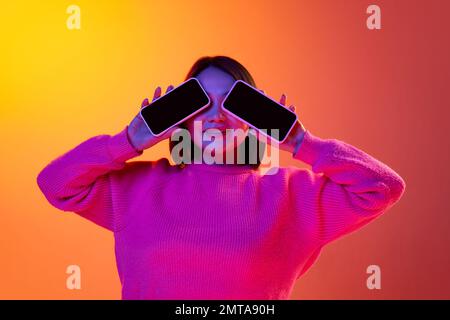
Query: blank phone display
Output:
[[222, 81, 297, 142], [140, 78, 210, 136]]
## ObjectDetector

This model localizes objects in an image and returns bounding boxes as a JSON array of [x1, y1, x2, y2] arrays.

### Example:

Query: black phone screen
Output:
[[140, 78, 210, 136], [222, 80, 298, 143]]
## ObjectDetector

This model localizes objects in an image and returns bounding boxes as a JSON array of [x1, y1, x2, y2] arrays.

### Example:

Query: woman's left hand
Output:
[[257, 90, 307, 154]]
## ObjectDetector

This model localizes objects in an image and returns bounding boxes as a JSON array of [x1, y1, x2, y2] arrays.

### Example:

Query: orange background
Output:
[[1, 0, 449, 299]]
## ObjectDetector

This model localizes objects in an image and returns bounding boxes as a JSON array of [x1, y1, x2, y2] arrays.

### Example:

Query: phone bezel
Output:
[[139, 77, 211, 137], [221, 80, 298, 144]]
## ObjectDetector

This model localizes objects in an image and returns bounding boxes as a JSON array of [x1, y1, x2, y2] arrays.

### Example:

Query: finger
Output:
[[141, 98, 149, 109], [153, 86, 162, 101], [280, 93, 287, 106], [289, 105, 295, 112], [259, 89, 265, 95], [166, 85, 174, 93]]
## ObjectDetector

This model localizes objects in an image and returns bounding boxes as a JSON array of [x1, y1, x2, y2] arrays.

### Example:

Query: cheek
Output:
[[229, 118, 248, 132], [184, 120, 192, 132], [224, 121, 249, 147], [184, 117, 200, 132]]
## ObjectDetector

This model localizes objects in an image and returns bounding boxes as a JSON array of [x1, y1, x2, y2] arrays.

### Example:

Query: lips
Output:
[[203, 126, 228, 132]]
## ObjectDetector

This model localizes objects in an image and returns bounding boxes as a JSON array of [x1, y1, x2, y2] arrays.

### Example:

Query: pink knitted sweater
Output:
[[36, 125, 405, 299]]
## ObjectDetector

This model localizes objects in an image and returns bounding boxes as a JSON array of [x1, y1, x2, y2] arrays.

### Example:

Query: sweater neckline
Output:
[[182, 162, 258, 174]]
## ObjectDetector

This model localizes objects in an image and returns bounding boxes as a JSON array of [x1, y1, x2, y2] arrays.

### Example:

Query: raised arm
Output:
[[36, 126, 143, 231], [37, 85, 179, 231], [289, 130, 406, 246]]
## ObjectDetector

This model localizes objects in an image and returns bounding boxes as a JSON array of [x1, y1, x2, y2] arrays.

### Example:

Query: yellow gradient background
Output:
[[1, 0, 449, 299]]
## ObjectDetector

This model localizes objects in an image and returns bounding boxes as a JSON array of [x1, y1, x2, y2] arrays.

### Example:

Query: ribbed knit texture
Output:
[[36, 125, 405, 299]]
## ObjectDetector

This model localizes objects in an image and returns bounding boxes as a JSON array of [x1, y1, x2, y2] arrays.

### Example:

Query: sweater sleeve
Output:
[[289, 130, 406, 246], [36, 125, 143, 232]]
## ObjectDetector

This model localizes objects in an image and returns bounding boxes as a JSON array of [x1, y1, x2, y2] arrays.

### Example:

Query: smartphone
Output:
[[222, 80, 298, 143], [140, 78, 211, 136]]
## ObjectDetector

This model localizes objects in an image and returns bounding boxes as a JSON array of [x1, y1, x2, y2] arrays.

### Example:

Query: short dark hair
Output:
[[169, 55, 266, 169]]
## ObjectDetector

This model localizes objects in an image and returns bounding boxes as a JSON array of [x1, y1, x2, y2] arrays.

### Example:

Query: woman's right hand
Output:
[[127, 85, 179, 152]]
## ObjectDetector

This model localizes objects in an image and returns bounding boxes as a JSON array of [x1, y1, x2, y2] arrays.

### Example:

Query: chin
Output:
[[197, 143, 236, 159]]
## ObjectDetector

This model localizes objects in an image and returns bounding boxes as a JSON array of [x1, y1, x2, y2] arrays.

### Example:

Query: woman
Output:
[[36, 55, 406, 299]]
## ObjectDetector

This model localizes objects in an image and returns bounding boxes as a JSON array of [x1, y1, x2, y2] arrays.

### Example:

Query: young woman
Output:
[[37, 55, 406, 299]]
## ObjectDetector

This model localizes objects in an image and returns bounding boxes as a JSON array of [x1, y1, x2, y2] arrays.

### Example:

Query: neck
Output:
[[184, 161, 257, 174]]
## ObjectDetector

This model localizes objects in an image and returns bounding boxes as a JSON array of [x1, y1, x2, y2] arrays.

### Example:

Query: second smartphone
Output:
[[222, 80, 298, 143]]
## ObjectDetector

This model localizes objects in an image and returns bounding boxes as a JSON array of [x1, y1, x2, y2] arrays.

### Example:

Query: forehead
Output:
[[196, 66, 235, 95]]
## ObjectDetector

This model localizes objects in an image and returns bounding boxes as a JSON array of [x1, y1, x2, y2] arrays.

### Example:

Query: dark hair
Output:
[[169, 55, 266, 169]]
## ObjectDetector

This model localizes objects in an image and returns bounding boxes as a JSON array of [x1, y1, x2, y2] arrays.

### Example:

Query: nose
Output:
[[205, 96, 226, 123]]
